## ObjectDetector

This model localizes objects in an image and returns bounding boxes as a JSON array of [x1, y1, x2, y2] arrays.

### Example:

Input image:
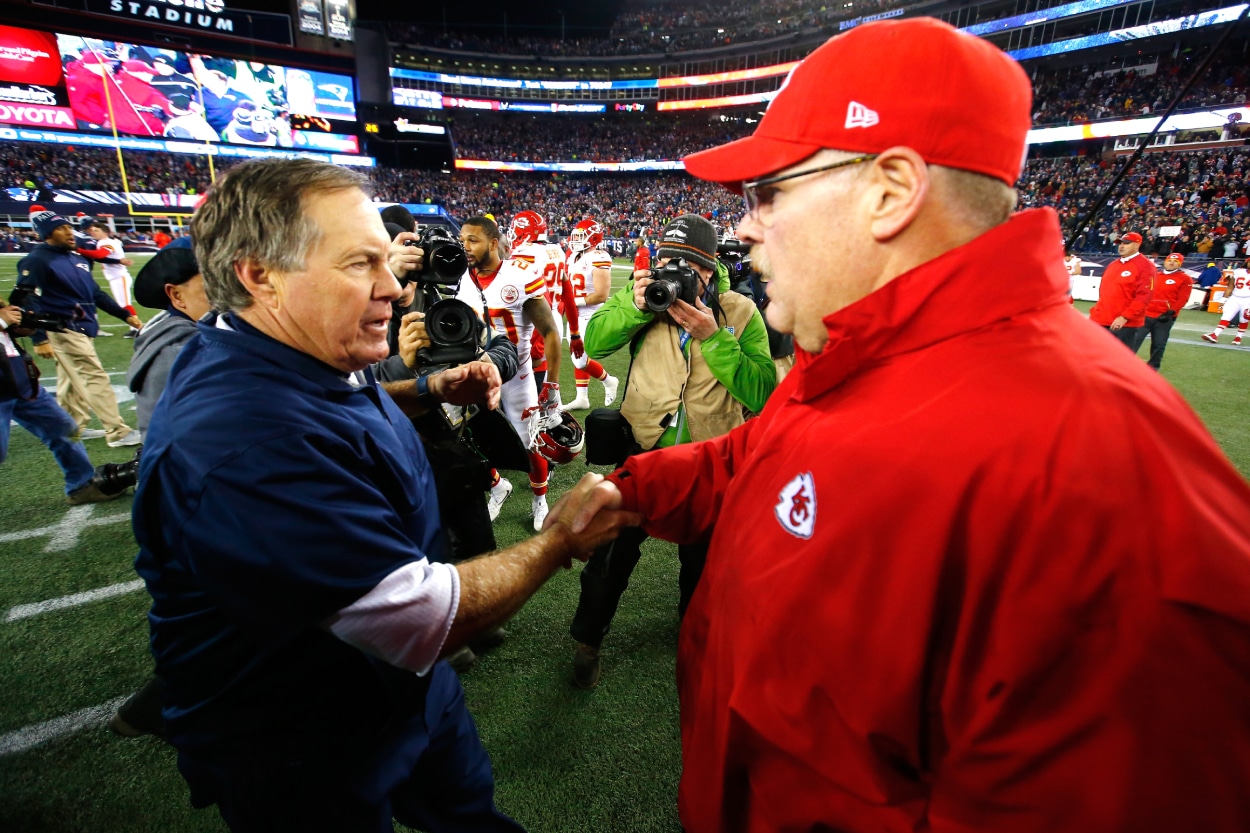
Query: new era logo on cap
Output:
[[845, 101, 879, 129]]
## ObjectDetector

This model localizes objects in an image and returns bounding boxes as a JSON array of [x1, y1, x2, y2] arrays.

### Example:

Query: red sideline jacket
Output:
[[1146, 267, 1193, 318], [1090, 252, 1156, 327], [610, 208, 1250, 833]]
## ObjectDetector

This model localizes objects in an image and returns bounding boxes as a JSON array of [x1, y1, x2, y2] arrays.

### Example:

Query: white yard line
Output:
[[6, 579, 145, 623], [0, 697, 127, 757], [0, 505, 131, 553]]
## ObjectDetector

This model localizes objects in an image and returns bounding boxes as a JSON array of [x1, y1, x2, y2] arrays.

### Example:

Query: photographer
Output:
[[127, 248, 210, 434], [568, 214, 776, 688], [374, 220, 524, 670], [0, 299, 118, 504], [722, 236, 797, 382]]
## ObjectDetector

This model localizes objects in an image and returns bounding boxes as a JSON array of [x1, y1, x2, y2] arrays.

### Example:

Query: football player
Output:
[[564, 218, 619, 411], [528, 228, 573, 391], [461, 212, 563, 530], [84, 221, 139, 336], [1203, 257, 1250, 345]]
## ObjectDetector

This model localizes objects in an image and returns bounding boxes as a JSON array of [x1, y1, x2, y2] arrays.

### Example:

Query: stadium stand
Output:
[[389, 0, 910, 56]]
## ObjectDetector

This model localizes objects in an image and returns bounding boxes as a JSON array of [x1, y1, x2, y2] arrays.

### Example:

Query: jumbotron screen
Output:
[[0, 24, 359, 153]]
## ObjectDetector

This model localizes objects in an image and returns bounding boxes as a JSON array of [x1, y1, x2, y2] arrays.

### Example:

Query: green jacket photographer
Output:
[[584, 258, 775, 449]]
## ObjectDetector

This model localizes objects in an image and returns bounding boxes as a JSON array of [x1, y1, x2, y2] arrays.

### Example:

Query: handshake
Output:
[[540, 473, 643, 562]]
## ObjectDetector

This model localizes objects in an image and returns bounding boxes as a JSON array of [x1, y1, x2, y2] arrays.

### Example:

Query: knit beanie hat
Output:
[[656, 214, 718, 271], [32, 210, 71, 240]]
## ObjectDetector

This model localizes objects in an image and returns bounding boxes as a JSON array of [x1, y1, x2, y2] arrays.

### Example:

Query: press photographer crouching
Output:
[[568, 213, 778, 688], [100, 248, 212, 500], [377, 216, 526, 670]]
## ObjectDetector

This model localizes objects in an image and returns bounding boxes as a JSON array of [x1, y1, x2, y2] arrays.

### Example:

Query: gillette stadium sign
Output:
[[36, 0, 294, 46]]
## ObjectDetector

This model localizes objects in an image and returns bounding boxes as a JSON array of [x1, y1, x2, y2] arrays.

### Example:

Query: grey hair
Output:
[[930, 165, 1018, 230], [191, 158, 371, 312]]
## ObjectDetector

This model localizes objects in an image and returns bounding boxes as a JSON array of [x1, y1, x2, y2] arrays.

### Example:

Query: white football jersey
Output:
[[569, 247, 613, 316], [511, 241, 566, 305], [96, 237, 130, 283], [1229, 268, 1250, 298], [478, 256, 547, 363]]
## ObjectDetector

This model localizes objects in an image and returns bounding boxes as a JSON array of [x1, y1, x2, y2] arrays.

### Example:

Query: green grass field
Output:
[[0, 254, 1247, 832]]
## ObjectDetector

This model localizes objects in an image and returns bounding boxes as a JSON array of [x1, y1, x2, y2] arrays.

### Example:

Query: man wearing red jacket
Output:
[[552, 18, 1250, 833], [1089, 231, 1156, 349], [1142, 252, 1193, 369]]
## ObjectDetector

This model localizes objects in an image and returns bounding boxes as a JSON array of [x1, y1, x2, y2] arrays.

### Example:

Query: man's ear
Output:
[[233, 258, 279, 310], [865, 146, 930, 243]]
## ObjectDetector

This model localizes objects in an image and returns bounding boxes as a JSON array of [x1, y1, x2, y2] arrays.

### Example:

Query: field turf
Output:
[[0, 254, 1245, 831]]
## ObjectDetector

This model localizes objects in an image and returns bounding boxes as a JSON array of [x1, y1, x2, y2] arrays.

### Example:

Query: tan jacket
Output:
[[621, 291, 759, 449]]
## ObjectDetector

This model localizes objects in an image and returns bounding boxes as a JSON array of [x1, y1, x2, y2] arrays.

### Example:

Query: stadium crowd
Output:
[[9, 141, 1250, 251], [367, 167, 742, 237], [3, 142, 210, 196], [449, 115, 752, 163], [1020, 148, 1250, 253], [388, 0, 907, 55], [1032, 47, 1250, 127]]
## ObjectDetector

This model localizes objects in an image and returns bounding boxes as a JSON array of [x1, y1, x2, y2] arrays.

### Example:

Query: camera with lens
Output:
[[403, 226, 468, 288], [644, 258, 700, 313], [95, 447, 141, 497], [19, 310, 68, 333], [418, 296, 484, 369], [401, 226, 483, 369]]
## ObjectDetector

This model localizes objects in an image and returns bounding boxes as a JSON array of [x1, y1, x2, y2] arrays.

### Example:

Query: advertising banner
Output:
[[0, 25, 362, 154]]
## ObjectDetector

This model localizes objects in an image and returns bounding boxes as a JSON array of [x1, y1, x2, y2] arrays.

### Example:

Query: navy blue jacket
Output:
[[1198, 266, 1224, 288], [133, 314, 444, 761], [16, 244, 129, 337]]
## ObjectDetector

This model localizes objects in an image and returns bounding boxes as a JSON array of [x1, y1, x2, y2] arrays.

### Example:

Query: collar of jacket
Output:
[[197, 311, 377, 395], [790, 208, 1070, 402]]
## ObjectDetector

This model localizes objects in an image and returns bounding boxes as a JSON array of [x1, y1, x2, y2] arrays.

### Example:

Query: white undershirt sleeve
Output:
[[325, 559, 461, 676]]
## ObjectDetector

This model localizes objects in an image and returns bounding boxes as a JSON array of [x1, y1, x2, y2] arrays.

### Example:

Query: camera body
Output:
[[718, 237, 759, 300], [19, 310, 68, 333], [417, 294, 484, 369], [403, 226, 468, 288], [644, 258, 701, 313]]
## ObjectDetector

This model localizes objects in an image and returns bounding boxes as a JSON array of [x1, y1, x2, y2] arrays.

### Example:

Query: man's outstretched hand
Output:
[[542, 473, 642, 561], [429, 360, 502, 410]]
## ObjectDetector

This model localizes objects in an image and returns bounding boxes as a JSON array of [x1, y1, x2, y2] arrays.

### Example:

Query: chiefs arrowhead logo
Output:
[[1121, 270, 1132, 277], [775, 472, 816, 539], [1165, 279, 1176, 284]]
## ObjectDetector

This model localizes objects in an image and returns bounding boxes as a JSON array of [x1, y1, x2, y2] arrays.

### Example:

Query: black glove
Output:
[[1158, 310, 1177, 323]]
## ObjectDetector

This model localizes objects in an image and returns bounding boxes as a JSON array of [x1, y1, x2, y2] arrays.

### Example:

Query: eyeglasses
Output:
[[742, 154, 877, 220]]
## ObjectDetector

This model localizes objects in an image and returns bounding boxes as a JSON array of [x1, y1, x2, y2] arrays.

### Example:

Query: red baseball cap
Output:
[[683, 17, 1033, 192], [1121, 232, 1143, 243]]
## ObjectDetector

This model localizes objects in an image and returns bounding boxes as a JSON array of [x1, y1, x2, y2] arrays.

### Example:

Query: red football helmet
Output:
[[508, 210, 547, 247], [535, 410, 585, 464], [568, 218, 604, 253]]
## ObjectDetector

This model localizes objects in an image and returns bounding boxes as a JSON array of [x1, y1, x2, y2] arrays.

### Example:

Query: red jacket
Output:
[[1090, 252, 1156, 327], [1146, 267, 1193, 318], [611, 209, 1250, 833]]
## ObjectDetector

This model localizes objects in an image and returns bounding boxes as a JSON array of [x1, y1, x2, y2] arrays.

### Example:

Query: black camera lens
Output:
[[644, 279, 679, 313], [427, 243, 468, 281], [425, 298, 477, 346]]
